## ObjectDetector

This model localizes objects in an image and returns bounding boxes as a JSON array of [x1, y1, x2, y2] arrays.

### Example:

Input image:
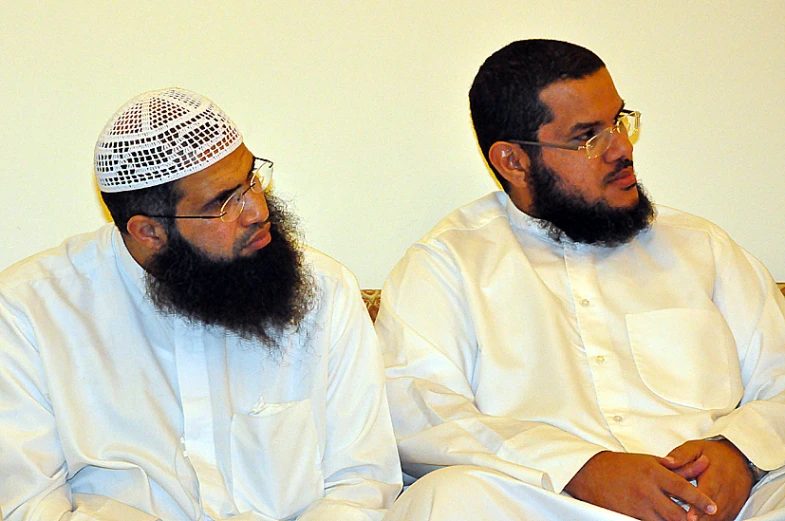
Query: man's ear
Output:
[[126, 215, 169, 253], [489, 141, 531, 188]]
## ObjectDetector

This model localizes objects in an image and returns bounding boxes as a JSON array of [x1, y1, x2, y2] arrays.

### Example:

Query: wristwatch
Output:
[[748, 460, 768, 484]]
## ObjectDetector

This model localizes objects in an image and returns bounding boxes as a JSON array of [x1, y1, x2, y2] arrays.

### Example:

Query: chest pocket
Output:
[[626, 308, 741, 410], [230, 399, 324, 520]]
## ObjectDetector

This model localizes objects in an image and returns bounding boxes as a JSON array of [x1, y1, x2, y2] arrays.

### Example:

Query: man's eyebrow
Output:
[[567, 101, 627, 135], [201, 158, 257, 212], [244, 158, 257, 183], [567, 120, 602, 135], [199, 184, 240, 213], [197, 157, 256, 212]]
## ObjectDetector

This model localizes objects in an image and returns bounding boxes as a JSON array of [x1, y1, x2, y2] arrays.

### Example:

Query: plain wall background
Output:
[[2, 1, 784, 287]]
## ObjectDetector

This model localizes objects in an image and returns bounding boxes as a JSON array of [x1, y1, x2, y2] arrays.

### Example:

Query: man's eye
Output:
[[573, 131, 596, 142], [206, 198, 226, 212]]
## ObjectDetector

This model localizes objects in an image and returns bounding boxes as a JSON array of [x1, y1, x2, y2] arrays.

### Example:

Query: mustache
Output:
[[239, 215, 280, 245], [604, 158, 635, 184]]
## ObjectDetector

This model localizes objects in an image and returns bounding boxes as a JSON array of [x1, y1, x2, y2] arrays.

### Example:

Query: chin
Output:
[[195, 247, 237, 263], [608, 189, 640, 209]]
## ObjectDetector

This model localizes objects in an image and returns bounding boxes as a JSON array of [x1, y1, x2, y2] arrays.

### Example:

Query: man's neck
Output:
[[507, 186, 537, 218]]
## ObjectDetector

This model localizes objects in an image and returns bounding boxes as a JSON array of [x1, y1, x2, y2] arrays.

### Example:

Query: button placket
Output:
[[565, 247, 633, 446], [174, 322, 232, 520]]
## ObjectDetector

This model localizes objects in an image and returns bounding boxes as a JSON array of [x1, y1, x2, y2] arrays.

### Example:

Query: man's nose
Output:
[[239, 189, 269, 226], [603, 127, 634, 162]]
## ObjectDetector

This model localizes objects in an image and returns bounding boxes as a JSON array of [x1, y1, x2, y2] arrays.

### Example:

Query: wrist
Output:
[[747, 460, 768, 484], [705, 435, 767, 484]]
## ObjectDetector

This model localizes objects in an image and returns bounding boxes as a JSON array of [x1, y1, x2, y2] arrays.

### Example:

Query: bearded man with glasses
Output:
[[379, 40, 785, 521], [0, 88, 401, 521]]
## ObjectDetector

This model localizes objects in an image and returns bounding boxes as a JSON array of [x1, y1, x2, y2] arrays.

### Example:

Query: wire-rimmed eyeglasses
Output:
[[510, 110, 641, 159], [147, 157, 274, 223]]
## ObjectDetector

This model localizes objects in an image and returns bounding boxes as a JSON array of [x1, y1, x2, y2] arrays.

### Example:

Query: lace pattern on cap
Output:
[[94, 88, 242, 193]]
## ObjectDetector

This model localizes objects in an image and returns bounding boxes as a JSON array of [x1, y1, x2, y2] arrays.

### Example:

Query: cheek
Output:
[[558, 166, 611, 203], [178, 223, 240, 259], [546, 157, 598, 190]]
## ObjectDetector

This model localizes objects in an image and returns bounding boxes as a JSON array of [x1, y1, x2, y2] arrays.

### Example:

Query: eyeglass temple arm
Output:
[[144, 214, 225, 220], [508, 140, 582, 152]]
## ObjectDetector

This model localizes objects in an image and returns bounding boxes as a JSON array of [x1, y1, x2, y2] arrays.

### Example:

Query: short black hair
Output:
[[469, 39, 605, 191], [100, 180, 181, 234]]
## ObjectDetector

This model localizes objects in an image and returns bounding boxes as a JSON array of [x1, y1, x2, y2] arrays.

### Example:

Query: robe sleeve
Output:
[[0, 295, 161, 521], [298, 265, 402, 521], [703, 229, 785, 472]]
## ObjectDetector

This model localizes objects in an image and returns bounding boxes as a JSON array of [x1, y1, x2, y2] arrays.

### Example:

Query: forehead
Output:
[[174, 144, 253, 203], [537, 68, 623, 133]]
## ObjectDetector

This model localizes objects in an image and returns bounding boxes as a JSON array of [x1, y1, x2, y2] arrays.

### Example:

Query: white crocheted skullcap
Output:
[[95, 88, 243, 193]]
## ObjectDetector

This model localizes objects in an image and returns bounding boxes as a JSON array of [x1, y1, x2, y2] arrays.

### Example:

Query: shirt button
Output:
[[596, 355, 606, 364], [613, 415, 623, 423], [580, 298, 590, 307]]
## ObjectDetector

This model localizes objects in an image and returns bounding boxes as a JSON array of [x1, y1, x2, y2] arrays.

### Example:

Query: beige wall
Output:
[[2, 1, 784, 286]]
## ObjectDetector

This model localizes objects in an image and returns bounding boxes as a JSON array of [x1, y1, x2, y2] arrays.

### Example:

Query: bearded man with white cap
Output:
[[0, 88, 401, 521]]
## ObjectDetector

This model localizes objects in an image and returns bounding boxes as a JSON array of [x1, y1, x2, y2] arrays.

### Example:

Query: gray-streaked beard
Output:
[[144, 194, 317, 352]]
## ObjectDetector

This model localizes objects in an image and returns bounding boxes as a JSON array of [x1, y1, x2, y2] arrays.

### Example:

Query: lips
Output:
[[605, 166, 637, 188], [244, 222, 272, 252]]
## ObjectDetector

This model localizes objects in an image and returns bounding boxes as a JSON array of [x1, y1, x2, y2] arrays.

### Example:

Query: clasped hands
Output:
[[564, 439, 754, 521]]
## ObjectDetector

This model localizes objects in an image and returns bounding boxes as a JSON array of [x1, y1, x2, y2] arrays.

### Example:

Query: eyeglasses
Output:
[[148, 157, 274, 223], [510, 110, 641, 159]]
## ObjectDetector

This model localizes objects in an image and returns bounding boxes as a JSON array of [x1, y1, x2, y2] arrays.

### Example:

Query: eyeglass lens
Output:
[[586, 113, 639, 158], [219, 160, 274, 222], [253, 161, 273, 192]]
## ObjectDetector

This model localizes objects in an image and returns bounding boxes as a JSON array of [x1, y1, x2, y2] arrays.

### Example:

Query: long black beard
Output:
[[145, 195, 316, 349], [527, 156, 655, 247]]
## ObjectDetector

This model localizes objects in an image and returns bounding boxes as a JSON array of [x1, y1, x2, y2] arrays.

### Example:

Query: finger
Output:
[[696, 472, 744, 521], [652, 496, 693, 521], [671, 455, 710, 480], [664, 475, 717, 517], [685, 507, 718, 521], [659, 456, 681, 469], [666, 442, 701, 467], [685, 505, 717, 521]]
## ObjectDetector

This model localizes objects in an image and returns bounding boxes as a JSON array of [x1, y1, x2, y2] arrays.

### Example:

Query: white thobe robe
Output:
[[0, 224, 401, 521], [377, 191, 785, 520]]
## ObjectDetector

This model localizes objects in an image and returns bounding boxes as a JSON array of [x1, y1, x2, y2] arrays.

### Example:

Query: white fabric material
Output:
[[94, 88, 243, 193], [384, 466, 785, 521], [0, 224, 401, 521], [376, 191, 785, 518]]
